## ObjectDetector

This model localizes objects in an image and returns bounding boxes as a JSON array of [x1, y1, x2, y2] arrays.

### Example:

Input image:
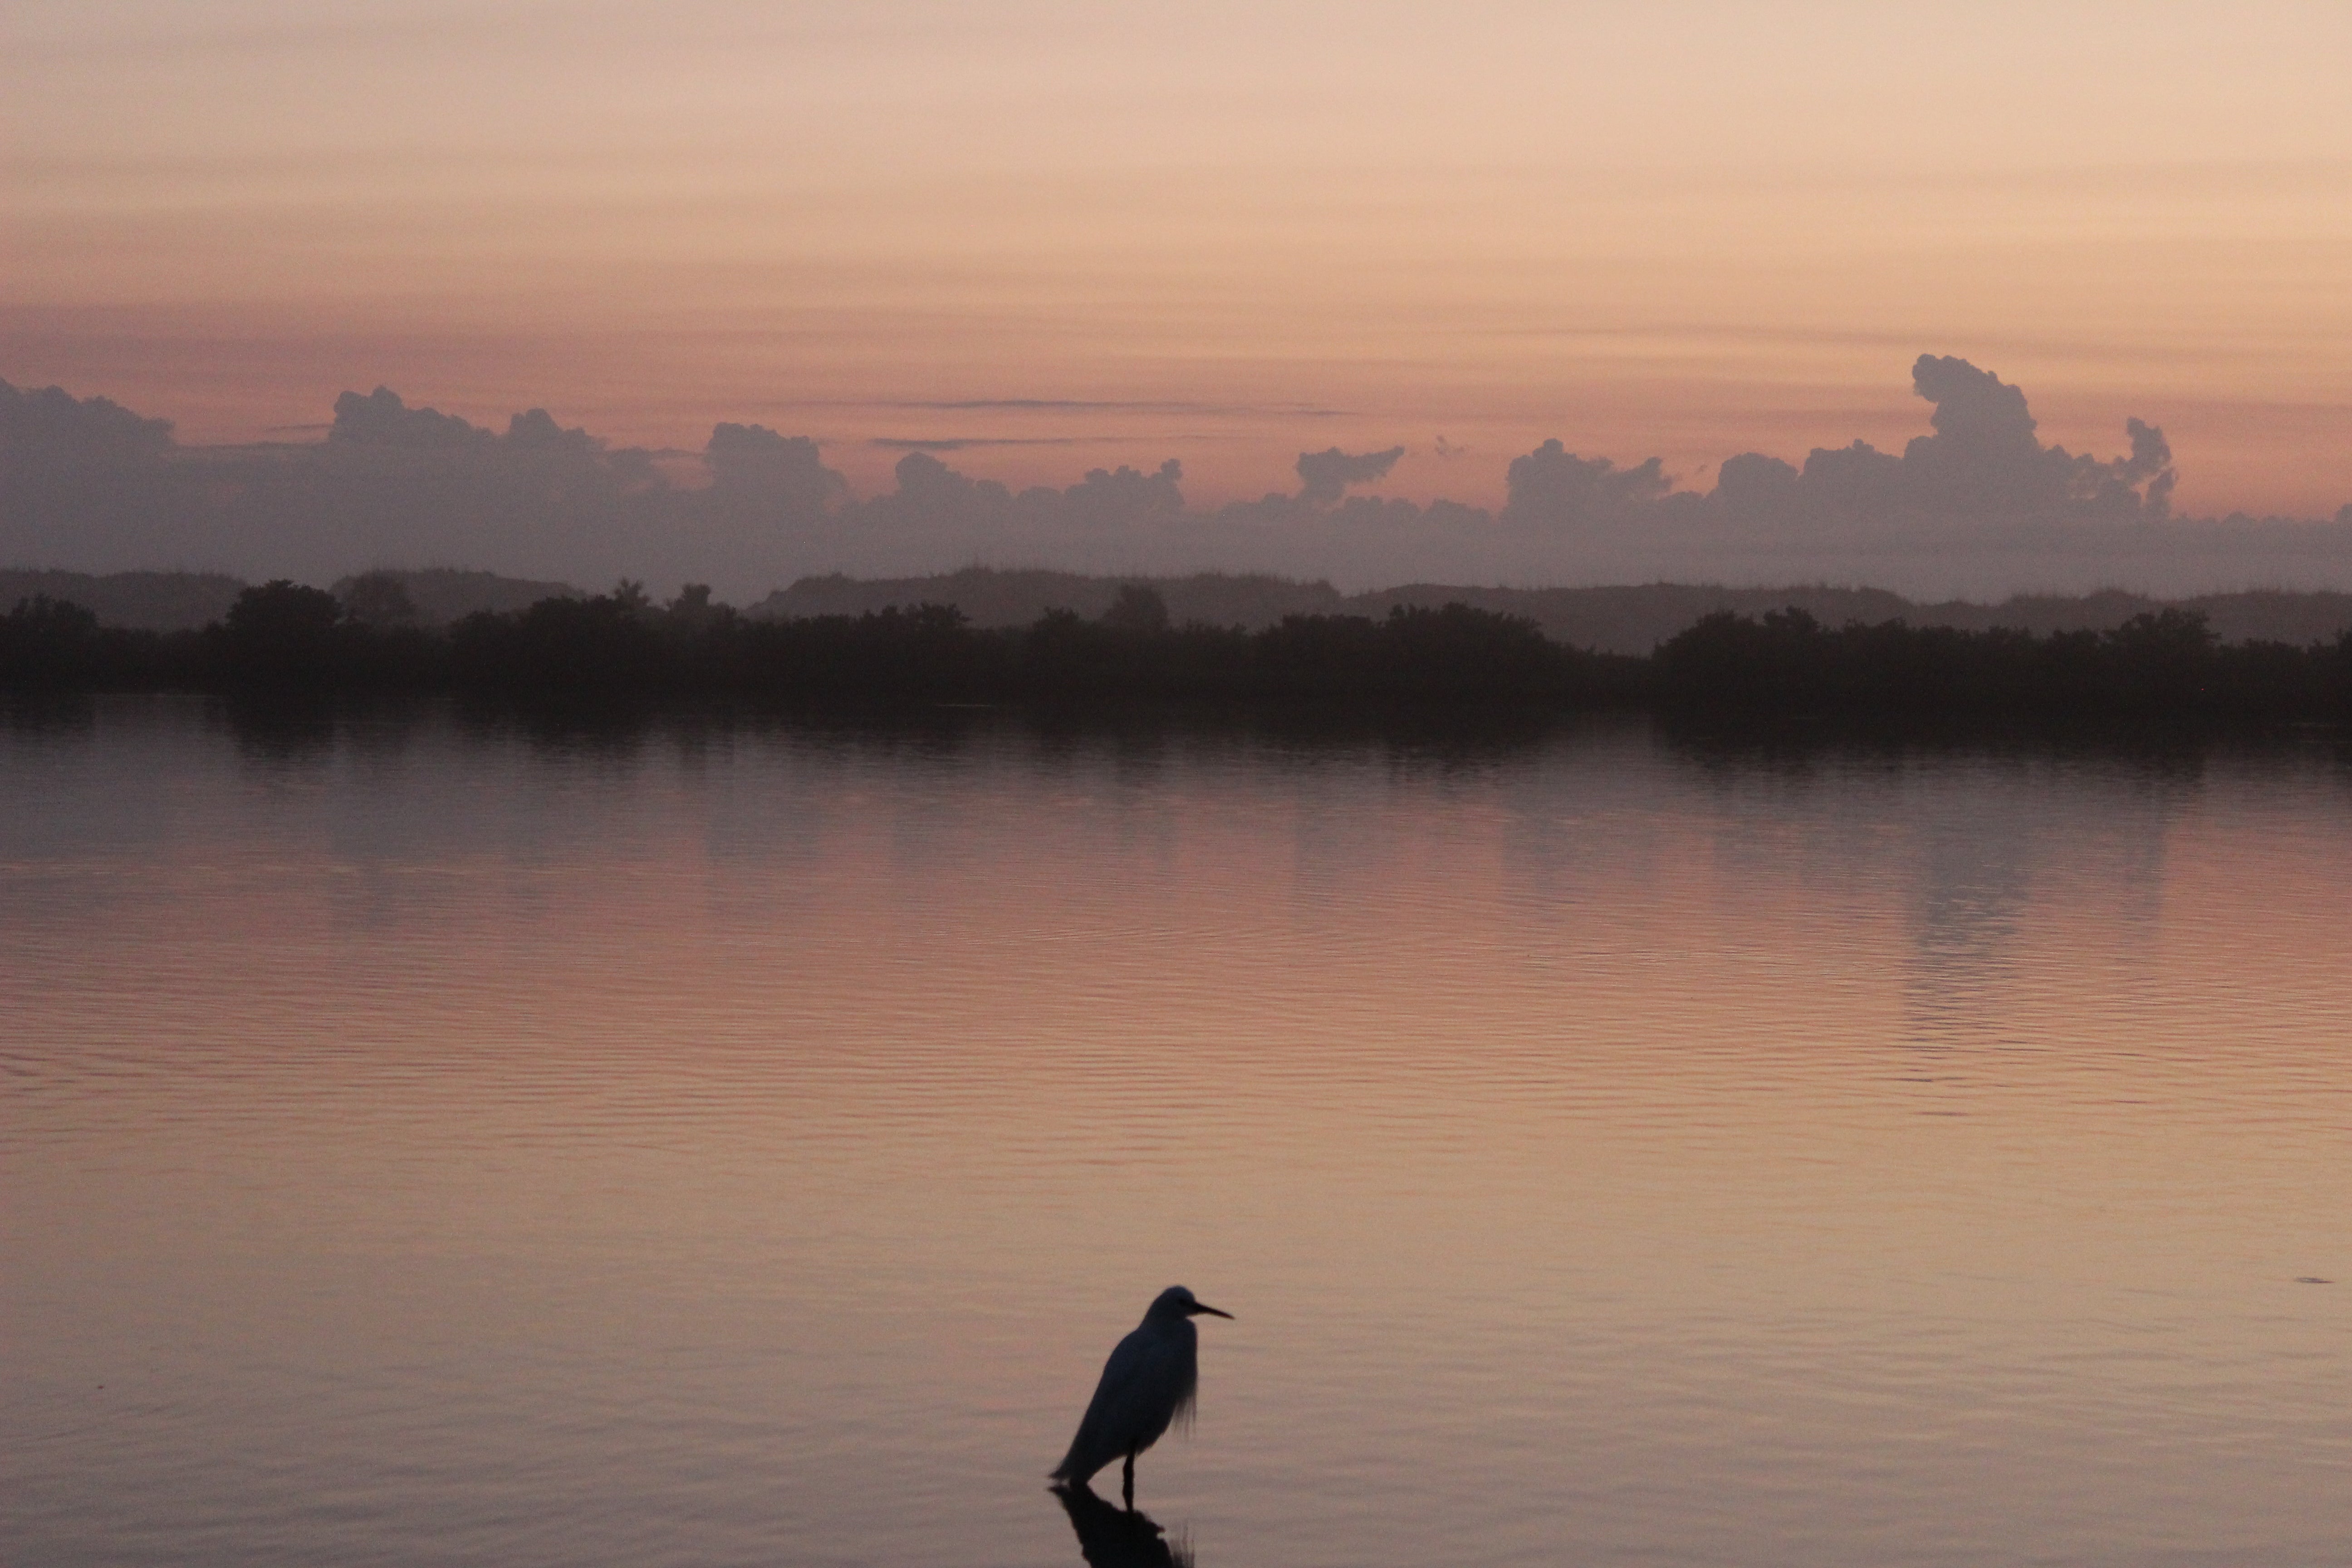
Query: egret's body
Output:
[[1052, 1286, 1232, 1508]]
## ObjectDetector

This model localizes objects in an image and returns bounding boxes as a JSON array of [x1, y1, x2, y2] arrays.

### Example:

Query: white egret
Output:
[[1051, 1285, 1233, 1509]]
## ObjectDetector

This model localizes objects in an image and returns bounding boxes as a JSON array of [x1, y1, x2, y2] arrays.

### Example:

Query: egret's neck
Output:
[[1141, 1313, 1198, 1346]]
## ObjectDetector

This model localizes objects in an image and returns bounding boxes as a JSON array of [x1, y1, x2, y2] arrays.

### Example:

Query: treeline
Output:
[[0, 581, 1612, 705], [7, 580, 2352, 719]]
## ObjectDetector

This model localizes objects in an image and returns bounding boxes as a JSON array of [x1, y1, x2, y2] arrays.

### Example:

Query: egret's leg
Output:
[[1122, 1453, 1136, 1510]]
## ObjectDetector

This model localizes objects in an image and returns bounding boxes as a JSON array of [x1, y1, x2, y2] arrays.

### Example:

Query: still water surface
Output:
[[5, 698, 2349, 1567]]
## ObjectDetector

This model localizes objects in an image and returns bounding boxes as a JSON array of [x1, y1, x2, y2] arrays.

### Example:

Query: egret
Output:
[[1051, 1285, 1233, 1509]]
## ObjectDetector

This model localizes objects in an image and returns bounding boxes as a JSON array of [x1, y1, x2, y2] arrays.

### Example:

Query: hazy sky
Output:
[[7, 0, 2350, 514]]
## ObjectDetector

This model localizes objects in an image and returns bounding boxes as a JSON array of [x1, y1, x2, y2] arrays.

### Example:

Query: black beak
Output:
[[1190, 1302, 1233, 1319]]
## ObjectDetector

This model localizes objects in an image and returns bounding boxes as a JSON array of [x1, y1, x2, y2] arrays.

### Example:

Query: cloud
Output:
[[504, 406, 605, 456], [706, 422, 843, 512], [1502, 443, 1681, 526], [872, 398, 1355, 416], [0, 362, 2341, 601], [1897, 353, 2176, 518], [887, 399, 1204, 412], [1, 377, 696, 587], [1712, 354, 2179, 529], [1, 378, 173, 461], [328, 386, 494, 449], [1054, 460, 1186, 527], [868, 436, 1107, 451], [1295, 445, 1405, 505], [848, 452, 1182, 536]]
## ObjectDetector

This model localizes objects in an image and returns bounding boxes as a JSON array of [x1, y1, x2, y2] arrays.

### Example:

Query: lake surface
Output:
[[5, 697, 2349, 1568]]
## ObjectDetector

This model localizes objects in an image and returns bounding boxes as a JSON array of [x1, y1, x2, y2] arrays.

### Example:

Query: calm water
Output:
[[5, 698, 2349, 1568]]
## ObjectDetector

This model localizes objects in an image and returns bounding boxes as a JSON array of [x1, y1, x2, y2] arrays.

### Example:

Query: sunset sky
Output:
[[7, 0, 2350, 514]]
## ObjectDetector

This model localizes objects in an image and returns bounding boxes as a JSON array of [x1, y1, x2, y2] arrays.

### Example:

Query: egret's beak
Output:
[[1191, 1302, 1234, 1319]]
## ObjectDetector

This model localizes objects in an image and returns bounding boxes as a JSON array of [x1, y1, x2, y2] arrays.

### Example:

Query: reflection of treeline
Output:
[[1655, 607, 2352, 716], [7, 580, 2352, 718]]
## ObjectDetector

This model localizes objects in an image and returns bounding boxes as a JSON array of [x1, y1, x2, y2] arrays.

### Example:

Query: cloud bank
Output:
[[5, 358, 2347, 599]]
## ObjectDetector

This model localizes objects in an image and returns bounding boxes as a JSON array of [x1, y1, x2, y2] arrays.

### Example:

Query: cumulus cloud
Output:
[[328, 386, 494, 449], [704, 422, 843, 513], [2, 378, 173, 461], [1, 379, 693, 586], [1058, 459, 1186, 527], [834, 452, 1189, 568], [0, 362, 2342, 601], [1900, 353, 2176, 518], [504, 406, 607, 456], [1295, 444, 1406, 505], [1503, 443, 1683, 526], [1713, 354, 2180, 529]]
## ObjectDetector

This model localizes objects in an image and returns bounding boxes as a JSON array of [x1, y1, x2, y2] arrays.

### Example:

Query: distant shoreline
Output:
[[10, 565, 2352, 655], [7, 579, 2349, 724]]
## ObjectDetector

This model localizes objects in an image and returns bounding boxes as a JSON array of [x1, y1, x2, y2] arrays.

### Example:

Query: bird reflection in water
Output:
[[1053, 1480, 1195, 1568]]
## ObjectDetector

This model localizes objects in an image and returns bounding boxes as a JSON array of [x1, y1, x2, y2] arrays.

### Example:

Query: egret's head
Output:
[[1149, 1285, 1234, 1322]]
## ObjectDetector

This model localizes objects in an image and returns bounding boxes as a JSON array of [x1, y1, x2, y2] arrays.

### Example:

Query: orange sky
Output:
[[6, 0, 2350, 513]]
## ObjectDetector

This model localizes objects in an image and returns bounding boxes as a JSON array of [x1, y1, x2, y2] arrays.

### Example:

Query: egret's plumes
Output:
[[1051, 1286, 1233, 1506]]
